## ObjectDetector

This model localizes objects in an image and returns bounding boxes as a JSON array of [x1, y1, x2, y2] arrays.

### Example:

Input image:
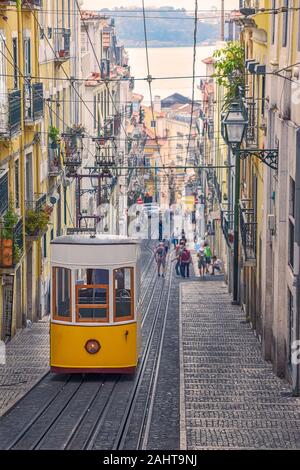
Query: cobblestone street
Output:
[[0, 319, 49, 417], [180, 279, 300, 449]]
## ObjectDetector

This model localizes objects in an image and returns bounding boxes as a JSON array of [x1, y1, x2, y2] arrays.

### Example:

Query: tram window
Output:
[[114, 267, 134, 321], [75, 269, 109, 321], [52, 267, 71, 320]]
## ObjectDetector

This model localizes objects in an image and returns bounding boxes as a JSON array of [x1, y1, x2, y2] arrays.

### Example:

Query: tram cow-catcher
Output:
[[50, 234, 141, 373]]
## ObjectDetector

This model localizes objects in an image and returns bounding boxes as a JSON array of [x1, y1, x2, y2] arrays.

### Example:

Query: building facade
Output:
[[0, 3, 135, 342], [207, 0, 300, 393]]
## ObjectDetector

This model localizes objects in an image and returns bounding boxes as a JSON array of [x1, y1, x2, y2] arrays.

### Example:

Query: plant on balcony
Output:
[[25, 207, 50, 238], [0, 208, 19, 267], [49, 125, 60, 149], [1, 208, 18, 239], [213, 42, 245, 109], [67, 124, 86, 136]]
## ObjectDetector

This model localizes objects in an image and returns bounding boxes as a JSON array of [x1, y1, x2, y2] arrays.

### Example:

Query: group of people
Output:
[[155, 230, 192, 278], [154, 231, 222, 279], [196, 241, 222, 277]]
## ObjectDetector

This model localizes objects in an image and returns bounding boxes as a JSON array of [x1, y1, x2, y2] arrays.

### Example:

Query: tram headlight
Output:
[[85, 339, 101, 354]]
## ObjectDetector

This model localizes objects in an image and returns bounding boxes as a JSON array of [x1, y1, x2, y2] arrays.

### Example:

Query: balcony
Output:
[[62, 130, 83, 176], [0, 217, 24, 270], [221, 206, 234, 247], [245, 100, 258, 147], [48, 144, 62, 176], [240, 200, 257, 262], [239, 0, 257, 16], [54, 28, 71, 63], [25, 194, 51, 241], [24, 82, 44, 123], [0, 90, 21, 138]]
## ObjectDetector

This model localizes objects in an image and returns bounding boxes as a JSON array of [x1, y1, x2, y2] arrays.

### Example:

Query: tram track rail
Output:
[[0, 244, 176, 450], [112, 260, 173, 450]]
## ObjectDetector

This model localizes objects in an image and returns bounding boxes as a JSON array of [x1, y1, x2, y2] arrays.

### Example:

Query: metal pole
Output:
[[232, 146, 240, 304]]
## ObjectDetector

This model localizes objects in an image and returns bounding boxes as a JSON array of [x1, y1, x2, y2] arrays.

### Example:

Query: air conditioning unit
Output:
[[268, 214, 276, 233]]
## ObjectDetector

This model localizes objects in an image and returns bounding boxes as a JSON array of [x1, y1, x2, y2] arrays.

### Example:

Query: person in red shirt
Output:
[[180, 246, 192, 278]]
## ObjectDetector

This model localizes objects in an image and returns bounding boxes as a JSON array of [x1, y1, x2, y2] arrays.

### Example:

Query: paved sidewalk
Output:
[[0, 319, 49, 416], [180, 280, 300, 449]]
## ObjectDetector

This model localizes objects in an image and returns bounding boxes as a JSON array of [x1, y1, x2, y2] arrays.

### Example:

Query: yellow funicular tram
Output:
[[50, 232, 141, 373]]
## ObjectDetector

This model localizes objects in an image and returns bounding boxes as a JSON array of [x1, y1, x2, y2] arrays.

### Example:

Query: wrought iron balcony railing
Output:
[[48, 145, 62, 176], [24, 82, 44, 123], [25, 195, 51, 240], [0, 217, 24, 269], [245, 100, 258, 147], [61, 131, 83, 175], [54, 28, 71, 62], [221, 206, 234, 248], [0, 90, 21, 138], [240, 199, 257, 261], [239, 0, 258, 16]]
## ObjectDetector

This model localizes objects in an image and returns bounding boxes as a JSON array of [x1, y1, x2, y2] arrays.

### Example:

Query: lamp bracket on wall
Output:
[[239, 148, 278, 171]]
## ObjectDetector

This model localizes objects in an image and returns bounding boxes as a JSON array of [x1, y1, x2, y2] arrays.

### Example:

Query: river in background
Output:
[[127, 46, 216, 105]]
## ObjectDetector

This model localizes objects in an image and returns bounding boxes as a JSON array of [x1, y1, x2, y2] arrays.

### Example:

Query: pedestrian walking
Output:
[[171, 240, 185, 276], [197, 247, 206, 277], [181, 229, 186, 243], [180, 246, 192, 278], [203, 241, 212, 274], [155, 241, 167, 277]]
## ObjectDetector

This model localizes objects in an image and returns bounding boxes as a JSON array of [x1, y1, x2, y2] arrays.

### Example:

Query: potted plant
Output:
[[25, 207, 50, 238], [1, 208, 19, 267], [49, 125, 60, 149]]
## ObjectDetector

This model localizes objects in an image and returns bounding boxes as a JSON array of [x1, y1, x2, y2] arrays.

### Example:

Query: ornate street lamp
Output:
[[222, 101, 248, 305], [222, 102, 248, 147]]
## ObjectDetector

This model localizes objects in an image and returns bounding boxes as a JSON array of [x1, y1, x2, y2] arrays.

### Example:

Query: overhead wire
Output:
[[141, 0, 168, 175], [184, 0, 198, 173], [0, 24, 96, 163], [74, 0, 131, 145], [24, 2, 100, 133]]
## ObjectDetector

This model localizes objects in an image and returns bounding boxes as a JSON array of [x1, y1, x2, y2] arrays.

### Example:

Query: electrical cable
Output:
[[75, 0, 130, 144], [184, 0, 198, 173], [141, 0, 168, 175]]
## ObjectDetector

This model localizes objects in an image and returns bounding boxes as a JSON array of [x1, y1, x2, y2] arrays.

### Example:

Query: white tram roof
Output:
[[51, 234, 140, 246], [51, 234, 140, 267]]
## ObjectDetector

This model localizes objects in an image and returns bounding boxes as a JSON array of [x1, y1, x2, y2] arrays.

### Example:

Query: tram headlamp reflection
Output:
[[85, 339, 101, 354]]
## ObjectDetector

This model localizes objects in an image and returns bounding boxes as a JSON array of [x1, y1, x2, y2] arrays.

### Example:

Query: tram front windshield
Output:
[[76, 268, 109, 320]]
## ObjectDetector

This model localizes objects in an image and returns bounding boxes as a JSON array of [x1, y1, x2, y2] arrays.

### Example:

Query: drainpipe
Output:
[[293, 129, 300, 396]]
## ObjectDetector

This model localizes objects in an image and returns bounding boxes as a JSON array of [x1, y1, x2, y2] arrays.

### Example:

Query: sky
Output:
[[82, 0, 239, 12]]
